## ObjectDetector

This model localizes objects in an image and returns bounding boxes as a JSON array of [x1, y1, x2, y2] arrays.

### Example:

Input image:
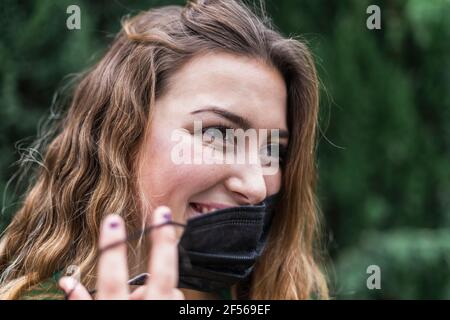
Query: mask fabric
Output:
[[177, 193, 280, 293]]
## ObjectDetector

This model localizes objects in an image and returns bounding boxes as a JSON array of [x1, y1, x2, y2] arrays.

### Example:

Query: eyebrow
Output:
[[190, 106, 289, 139]]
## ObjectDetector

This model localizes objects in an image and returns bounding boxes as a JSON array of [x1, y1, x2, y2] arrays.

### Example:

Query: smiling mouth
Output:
[[188, 202, 232, 217]]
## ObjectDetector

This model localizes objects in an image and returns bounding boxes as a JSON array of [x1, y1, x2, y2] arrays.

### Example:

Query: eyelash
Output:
[[201, 124, 288, 166], [201, 124, 233, 135]]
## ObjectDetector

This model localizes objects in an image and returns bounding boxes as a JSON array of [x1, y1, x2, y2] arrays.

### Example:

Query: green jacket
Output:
[[20, 271, 65, 300], [20, 271, 232, 300]]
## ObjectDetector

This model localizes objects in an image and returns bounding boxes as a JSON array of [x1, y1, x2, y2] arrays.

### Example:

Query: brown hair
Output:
[[0, 0, 328, 299]]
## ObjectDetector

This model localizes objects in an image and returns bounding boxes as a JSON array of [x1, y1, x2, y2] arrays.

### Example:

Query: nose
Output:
[[224, 164, 267, 205]]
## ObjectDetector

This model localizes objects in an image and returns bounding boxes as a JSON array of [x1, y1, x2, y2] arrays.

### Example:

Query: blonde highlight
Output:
[[0, 0, 328, 300]]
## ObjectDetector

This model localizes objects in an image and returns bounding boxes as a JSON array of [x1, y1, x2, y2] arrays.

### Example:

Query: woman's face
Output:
[[138, 52, 288, 228]]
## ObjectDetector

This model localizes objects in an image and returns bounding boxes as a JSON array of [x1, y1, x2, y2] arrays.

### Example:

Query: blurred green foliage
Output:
[[0, 0, 449, 299]]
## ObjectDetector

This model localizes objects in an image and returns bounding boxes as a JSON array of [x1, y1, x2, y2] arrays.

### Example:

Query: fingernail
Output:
[[107, 214, 121, 229], [109, 221, 119, 229], [163, 211, 172, 222], [60, 277, 76, 292]]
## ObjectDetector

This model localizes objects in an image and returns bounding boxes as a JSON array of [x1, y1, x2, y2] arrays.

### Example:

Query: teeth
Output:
[[192, 203, 218, 214]]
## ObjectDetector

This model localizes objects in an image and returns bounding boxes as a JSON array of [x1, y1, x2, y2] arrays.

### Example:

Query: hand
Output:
[[58, 206, 184, 300]]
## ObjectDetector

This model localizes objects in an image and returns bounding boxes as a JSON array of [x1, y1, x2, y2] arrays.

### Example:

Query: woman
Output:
[[0, 0, 328, 299]]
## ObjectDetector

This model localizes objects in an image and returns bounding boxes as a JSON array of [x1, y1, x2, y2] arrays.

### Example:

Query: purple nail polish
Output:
[[163, 212, 172, 221], [109, 221, 120, 229]]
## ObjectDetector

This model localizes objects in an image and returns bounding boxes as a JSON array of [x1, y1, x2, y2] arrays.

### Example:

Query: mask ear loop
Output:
[[63, 220, 187, 299]]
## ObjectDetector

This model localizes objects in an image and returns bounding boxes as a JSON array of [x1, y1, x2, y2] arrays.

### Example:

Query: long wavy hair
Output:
[[0, 0, 328, 299]]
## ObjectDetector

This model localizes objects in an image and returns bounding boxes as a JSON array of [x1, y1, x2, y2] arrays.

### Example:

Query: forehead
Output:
[[159, 52, 288, 132]]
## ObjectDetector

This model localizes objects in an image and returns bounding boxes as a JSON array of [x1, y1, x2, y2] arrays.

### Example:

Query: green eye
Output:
[[202, 126, 235, 145], [260, 143, 287, 166]]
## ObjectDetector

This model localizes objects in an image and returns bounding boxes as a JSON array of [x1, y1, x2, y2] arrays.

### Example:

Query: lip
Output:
[[196, 202, 234, 210], [188, 202, 235, 218]]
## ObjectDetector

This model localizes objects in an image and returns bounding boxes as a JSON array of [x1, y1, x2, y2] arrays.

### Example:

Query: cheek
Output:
[[264, 171, 282, 196], [141, 130, 220, 189], [137, 132, 228, 217]]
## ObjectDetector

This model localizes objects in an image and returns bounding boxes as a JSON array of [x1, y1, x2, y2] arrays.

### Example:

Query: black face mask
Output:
[[81, 193, 279, 298], [177, 193, 280, 293]]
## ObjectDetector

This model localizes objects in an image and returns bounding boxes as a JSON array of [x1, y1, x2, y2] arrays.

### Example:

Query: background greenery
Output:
[[0, 0, 449, 299]]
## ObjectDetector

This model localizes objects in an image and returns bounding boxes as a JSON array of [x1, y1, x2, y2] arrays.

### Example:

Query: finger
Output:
[[59, 277, 92, 300], [130, 287, 184, 300], [129, 285, 146, 300], [146, 206, 179, 298], [172, 288, 185, 300], [96, 214, 129, 300]]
